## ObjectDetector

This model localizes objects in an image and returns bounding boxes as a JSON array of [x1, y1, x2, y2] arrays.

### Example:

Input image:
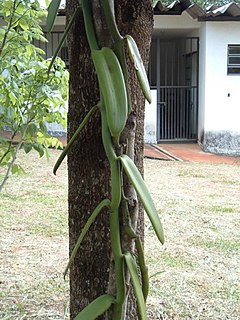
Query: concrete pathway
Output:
[[144, 143, 240, 165]]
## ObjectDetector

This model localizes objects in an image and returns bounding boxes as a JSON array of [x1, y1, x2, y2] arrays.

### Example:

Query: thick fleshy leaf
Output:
[[119, 154, 164, 244], [124, 252, 146, 320], [92, 48, 128, 138], [135, 237, 149, 301], [75, 294, 115, 320], [64, 198, 111, 279], [125, 35, 151, 103], [46, 0, 61, 33], [82, 0, 98, 50]]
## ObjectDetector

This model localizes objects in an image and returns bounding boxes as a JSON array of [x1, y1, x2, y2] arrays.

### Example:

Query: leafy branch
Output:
[[0, 0, 69, 191]]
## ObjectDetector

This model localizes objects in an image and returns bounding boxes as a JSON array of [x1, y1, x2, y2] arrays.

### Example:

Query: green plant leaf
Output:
[[11, 164, 25, 175], [39, 121, 47, 135], [23, 143, 32, 154], [46, 0, 61, 33], [33, 143, 45, 158], [8, 91, 17, 105], [11, 164, 20, 175], [124, 252, 147, 320], [82, 0, 99, 51], [135, 237, 149, 301], [53, 105, 98, 175], [26, 123, 38, 136], [125, 35, 152, 104], [75, 294, 115, 320], [119, 154, 164, 244], [92, 48, 128, 138], [64, 198, 111, 279]]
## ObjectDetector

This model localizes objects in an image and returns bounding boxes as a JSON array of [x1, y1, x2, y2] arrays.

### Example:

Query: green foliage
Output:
[[196, 0, 240, 7], [75, 294, 115, 320], [92, 48, 128, 138], [125, 35, 151, 104], [124, 252, 147, 320], [120, 154, 164, 244], [46, 0, 62, 32], [0, 0, 69, 191]]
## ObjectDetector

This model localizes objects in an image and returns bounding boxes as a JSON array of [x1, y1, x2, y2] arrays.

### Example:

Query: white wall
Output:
[[204, 22, 240, 132], [200, 21, 240, 154], [144, 90, 157, 143], [198, 23, 206, 142]]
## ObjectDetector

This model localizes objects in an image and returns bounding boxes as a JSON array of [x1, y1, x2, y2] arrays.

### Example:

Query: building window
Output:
[[227, 44, 240, 74]]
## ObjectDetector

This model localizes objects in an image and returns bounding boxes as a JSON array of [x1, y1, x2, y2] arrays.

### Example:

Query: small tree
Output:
[[0, 0, 69, 191]]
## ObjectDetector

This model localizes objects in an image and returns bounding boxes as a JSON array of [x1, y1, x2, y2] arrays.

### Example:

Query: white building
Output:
[[51, 1, 240, 155], [145, 1, 240, 155], [2, 1, 240, 155]]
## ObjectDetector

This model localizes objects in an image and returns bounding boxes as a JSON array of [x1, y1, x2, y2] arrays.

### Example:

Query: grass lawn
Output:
[[0, 149, 239, 319]]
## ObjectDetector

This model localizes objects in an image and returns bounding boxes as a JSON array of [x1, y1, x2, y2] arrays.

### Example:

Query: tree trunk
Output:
[[66, 1, 153, 319]]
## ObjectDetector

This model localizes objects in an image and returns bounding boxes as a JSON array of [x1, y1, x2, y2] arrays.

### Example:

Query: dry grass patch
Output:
[[0, 150, 69, 319], [0, 150, 240, 319], [145, 160, 240, 320]]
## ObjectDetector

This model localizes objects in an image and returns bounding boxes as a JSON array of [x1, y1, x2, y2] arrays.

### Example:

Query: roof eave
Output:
[[198, 16, 240, 21]]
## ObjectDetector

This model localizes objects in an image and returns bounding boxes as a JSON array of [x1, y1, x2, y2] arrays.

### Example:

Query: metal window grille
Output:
[[227, 44, 240, 75], [148, 37, 199, 142]]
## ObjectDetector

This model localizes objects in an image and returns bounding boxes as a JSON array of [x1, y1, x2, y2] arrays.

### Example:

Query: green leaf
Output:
[[11, 164, 25, 175], [125, 35, 152, 104], [33, 143, 45, 158], [39, 121, 47, 135], [19, 20, 29, 31], [26, 123, 37, 136], [75, 294, 115, 320], [9, 92, 17, 105], [92, 48, 128, 138], [124, 252, 147, 320], [6, 108, 14, 120], [82, 0, 98, 51], [64, 198, 111, 279], [11, 164, 19, 175], [46, 0, 61, 33], [119, 154, 164, 244], [23, 143, 32, 154], [135, 237, 149, 301]]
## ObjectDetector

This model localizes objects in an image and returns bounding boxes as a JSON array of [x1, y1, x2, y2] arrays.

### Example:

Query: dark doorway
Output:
[[149, 37, 199, 142]]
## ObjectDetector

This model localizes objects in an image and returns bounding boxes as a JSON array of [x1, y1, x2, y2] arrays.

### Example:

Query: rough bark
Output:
[[66, 1, 153, 319]]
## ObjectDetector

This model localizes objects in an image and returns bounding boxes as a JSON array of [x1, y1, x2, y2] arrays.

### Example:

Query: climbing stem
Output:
[[100, 105, 125, 319]]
